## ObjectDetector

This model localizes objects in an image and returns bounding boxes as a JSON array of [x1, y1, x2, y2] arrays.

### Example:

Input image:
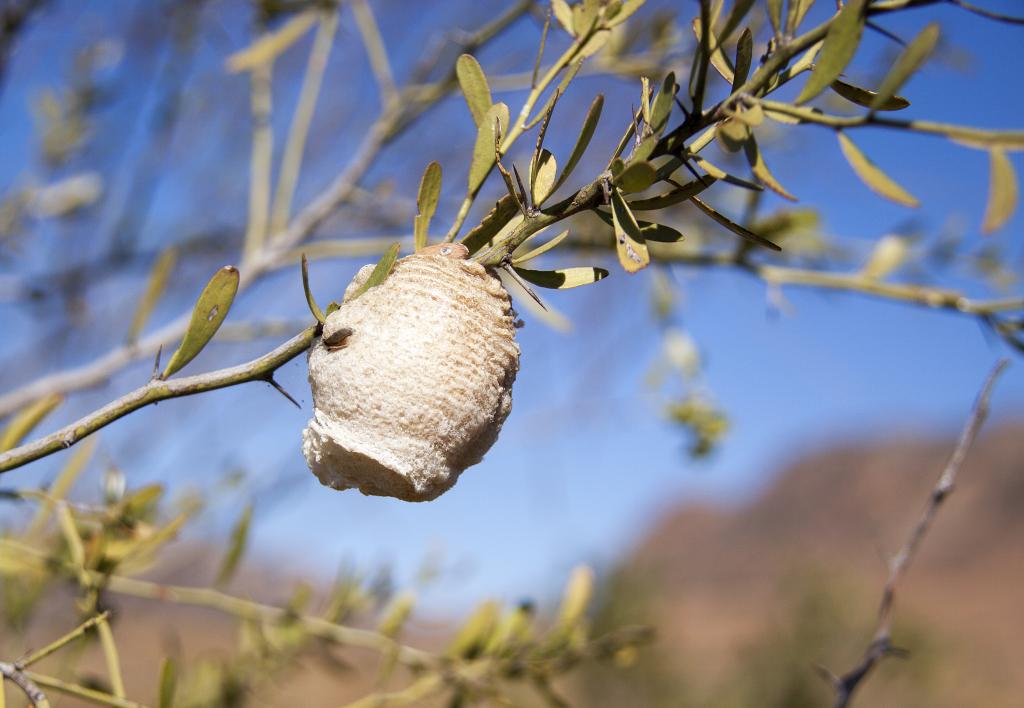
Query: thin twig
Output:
[[351, 0, 397, 104], [825, 359, 1009, 707], [20, 612, 110, 667], [0, 662, 50, 708], [0, 328, 317, 474]]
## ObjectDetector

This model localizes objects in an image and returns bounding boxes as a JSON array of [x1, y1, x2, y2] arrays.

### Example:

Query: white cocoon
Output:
[[302, 252, 520, 501]]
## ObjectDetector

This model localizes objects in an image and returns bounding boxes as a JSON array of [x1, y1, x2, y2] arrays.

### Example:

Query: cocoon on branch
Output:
[[303, 248, 520, 501]]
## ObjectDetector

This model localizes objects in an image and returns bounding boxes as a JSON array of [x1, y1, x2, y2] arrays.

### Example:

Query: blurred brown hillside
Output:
[[577, 422, 1024, 708]]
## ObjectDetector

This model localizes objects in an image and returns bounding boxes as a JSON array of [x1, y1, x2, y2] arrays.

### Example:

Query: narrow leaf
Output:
[[692, 18, 734, 84], [513, 266, 608, 289], [456, 54, 492, 127], [551, 0, 575, 35], [767, 0, 784, 34], [532, 150, 557, 206], [732, 29, 753, 93], [217, 503, 253, 587], [690, 196, 781, 250], [861, 234, 909, 280], [301, 254, 326, 324], [1, 393, 63, 452], [719, 0, 756, 44], [616, 161, 657, 193], [162, 266, 239, 378], [347, 242, 401, 302], [744, 135, 797, 201], [158, 658, 177, 708], [837, 132, 919, 207], [554, 94, 603, 192], [796, 0, 867, 104], [127, 248, 177, 343], [513, 229, 570, 264], [830, 79, 909, 111], [610, 187, 650, 272], [414, 161, 442, 251], [871, 23, 938, 111], [648, 73, 676, 135], [982, 148, 1018, 233], [628, 178, 715, 210], [462, 195, 519, 255], [226, 11, 317, 72], [715, 118, 749, 153], [468, 103, 510, 193], [607, 0, 647, 27], [595, 209, 684, 242], [787, 0, 817, 35]]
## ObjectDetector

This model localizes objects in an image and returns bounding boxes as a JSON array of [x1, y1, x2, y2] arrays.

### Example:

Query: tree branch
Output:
[[824, 359, 1009, 707], [0, 328, 316, 474]]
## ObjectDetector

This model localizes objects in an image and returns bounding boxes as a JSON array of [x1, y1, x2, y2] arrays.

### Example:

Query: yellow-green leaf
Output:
[[982, 148, 1018, 234], [226, 11, 317, 72], [830, 79, 909, 111], [744, 135, 796, 201], [551, 0, 575, 35], [532, 149, 557, 206], [555, 94, 603, 192], [690, 196, 781, 251], [27, 436, 95, 537], [456, 54, 492, 127], [628, 178, 715, 210], [796, 0, 866, 104], [837, 132, 919, 207], [767, 0, 784, 34], [715, 118, 749, 152], [127, 247, 177, 344], [158, 658, 177, 708], [610, 187, 650, 272], [162, 266, 239, 378], [301, 254, 325, 324], [414, 161, 442, 251], [447, 601, 500, 659], [692, 18, 734, 84], [871, 23, 938, 111], [347, 242, 400, 302], [512, 229, 570, 264], [0, 393, 63, 452], [607, 0, 646, 27], [786, 0, 817, 35], [462, 194, 518, 255], [648, 72, 676, 135], [557, 566, 594, 628], [513, 266, 609, 289], [377, 592, 415, 638], [572, 0, 601, 35], [595, 209, 684, 242], [861, 234, 909, 280], [616, 161, 657, 193], [216, 503, 252, 587], [468, 103, 509, 193]]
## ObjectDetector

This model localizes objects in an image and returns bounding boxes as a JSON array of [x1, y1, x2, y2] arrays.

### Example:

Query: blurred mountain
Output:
[[576, 423, 1024, 708]]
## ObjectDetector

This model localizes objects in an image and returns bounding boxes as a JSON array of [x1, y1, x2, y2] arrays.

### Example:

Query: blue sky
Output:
[[1, 0, 1022, 614]]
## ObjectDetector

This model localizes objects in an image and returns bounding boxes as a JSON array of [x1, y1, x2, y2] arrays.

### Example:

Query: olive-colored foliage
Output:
[[1, 0, 1023, 705]]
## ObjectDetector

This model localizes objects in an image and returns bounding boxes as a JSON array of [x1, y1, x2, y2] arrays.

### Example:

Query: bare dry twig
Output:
[[821, 359, 1009, 707]]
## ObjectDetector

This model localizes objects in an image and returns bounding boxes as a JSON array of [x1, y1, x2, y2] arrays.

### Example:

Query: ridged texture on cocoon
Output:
[[303, 252, 520, 502]]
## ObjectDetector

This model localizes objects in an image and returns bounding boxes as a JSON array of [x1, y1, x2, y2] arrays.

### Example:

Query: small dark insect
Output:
[[323, 326, 353, 351], [419, 243, 469, 259]]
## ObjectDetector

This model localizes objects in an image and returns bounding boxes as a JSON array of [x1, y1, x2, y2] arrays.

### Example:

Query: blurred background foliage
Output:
[[1, 0, 1023, 705]]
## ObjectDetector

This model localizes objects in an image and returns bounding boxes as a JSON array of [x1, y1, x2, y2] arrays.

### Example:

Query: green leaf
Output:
[[158, 658, 177, 708], [607, 0, 646, 27], [610, 186, 650, 272], [0, 393, 63, 452], [512, 229, 570, 264], [462, 194, 519, 255], [836, 132, 919, 207], [692, 17, 734, 84], [162, 266, 239, 378], [513, 266, 608, 289], [871, 23, 938, 111], [767, 0, 784, 34], [446, 601, 500, 659], [693, 156, 763, 191], [414, 161, 442, 251], [719, 0, 755, 44], [217, 503, 253, 587], [861, 234, 909, 280], [715, 118, 749, 153], [732, 28, 753, 93], [982, 148, 1018, 234], [690, 196, 781, 251], [595, 209, 684, 242], [456, 54, 492, 127], [615, 160, 657, 193], [377, 592, 416, 638], [526, 58, 583, 130], [556, 566, 594, 628], [532, 149, 557, 206], [347, 242, 401, 302], [301, 254, 326, 325], [796, 0, 866, 104], [786, 0, 817, 35], [830, 79, 909, 111], [627, 178, 715, 210], [551, 0, 575, 35], [572, 0, 601, 35], [744, 134, 796, 201], [468, 102, 510, 193], [648, 72, 676, 135], [127, 247, 177, 344], [554, 94, 602, 193]]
